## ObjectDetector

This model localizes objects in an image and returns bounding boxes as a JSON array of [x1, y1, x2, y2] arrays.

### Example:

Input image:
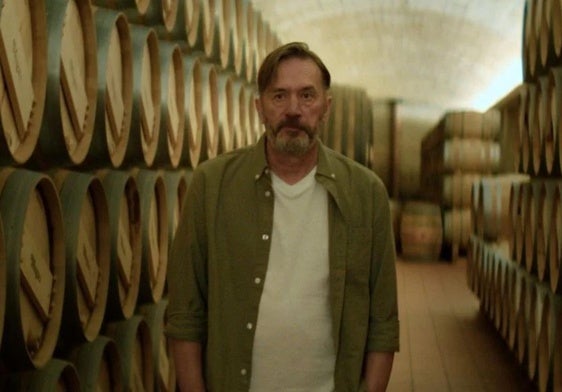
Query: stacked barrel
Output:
[[419, 110, 501, 261], [467, 1, 562, 390], [0, 0, 281, 390], [321, 84, 374, 169]]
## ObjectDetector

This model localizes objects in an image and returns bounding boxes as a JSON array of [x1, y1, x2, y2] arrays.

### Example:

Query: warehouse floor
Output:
[[387, 257, 537, 392]]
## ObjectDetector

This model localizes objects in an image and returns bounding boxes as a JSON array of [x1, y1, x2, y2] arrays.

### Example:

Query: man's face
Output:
[[256, 57, 331, 156]]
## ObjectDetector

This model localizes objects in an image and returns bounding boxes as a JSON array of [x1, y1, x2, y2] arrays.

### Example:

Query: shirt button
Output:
[[265, 190, 271, 197], [262, 234, 269, 241], [331, 173, 336, 178], [241, 368, 247, 376], [246, 322, 253, 330], [254, 174, 260, 180], [254, 277, 262, 284]]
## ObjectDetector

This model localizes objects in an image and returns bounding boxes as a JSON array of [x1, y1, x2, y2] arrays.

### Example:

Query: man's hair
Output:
[[256, 42, 331, 94]]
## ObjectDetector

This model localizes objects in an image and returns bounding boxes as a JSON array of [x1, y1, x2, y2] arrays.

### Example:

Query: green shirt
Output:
[[165, 136, 399, 391]]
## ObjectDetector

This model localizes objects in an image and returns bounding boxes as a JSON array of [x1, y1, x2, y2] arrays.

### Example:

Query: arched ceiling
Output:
[[250, 0, 525, 113]]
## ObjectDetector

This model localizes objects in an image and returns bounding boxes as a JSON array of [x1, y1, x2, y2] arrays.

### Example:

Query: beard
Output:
[[265, 119, 317, 156]]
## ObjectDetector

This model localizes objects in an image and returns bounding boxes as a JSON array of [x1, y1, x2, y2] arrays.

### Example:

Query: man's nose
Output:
[[286, 94, 302, 115]]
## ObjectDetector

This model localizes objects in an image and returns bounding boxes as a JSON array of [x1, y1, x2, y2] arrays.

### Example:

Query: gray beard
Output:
[[268, 127, 315, 156]]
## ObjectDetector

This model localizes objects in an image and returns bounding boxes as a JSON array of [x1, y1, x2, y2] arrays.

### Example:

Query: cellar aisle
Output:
[[387, 257, 536, 392]]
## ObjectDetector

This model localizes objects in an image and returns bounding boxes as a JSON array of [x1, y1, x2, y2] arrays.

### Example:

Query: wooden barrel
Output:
[[0, 168, 65, 370], [537, 287, 556, 392], [534, 76, 550, 175], [105, 315, 154, 392], [442, 173, 480, 208], [200, 60, 219, 160], [217, 70, 235, 154], [70, 335, 124, 392], [0, 0, 47, 166], [50, 170, 111, 351], [442, 110, 485, 139], [551, 67, 562, 175], [138, 298, 176, 392], [243, 1, 257, 83], [442, 138, 500, 173], [0, 359, 81, 391], [525, 180, 543, 274], [230, 78, 245, 149], [29, 0, 97, 169], [527, 78, 540, 175], [510, 180, 530, 265], [246, 84, 260, 144], [83, 8, 133, 169], [516, 274, 530, 367], [0, 217, 4, 349], [202, 0, 217, 60], [122, 25, 161, 168], [120, 0, 179, 35], [133, 169, 168, 305], [216, 0, 235, 70], [399, 201, 442, 261], [553, 293, 562, 391], [181, 53, 203, 168], [443, 207, 471, 252], [519, 83, 533, 174], [96, 169, 141, 321], [231, 0, 246, 77], [163, 169, 188, 250], [92, 0, 151, 15], [523, 0, 540, 81], [153, 41, 185, 169], [479, 174, 530, 243], [548, 183, 562, 293], [492, 251, 506, 332], [536, 180, 560, 282], [184, 0, 203, 50], [504, 260, 520, 351]]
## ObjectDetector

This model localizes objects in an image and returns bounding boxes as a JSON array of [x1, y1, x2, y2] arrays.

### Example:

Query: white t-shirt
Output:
[[250, 168, 335, 392]]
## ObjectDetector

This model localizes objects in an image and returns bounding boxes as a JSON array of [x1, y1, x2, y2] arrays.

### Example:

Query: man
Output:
[[166, 41, 399, 391]]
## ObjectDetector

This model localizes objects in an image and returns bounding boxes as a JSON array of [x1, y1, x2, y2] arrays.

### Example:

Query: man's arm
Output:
[[170, 339, 206, 392], [363, 351, 394, 392]]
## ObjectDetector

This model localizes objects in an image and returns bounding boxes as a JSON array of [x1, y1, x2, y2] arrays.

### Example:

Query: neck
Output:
[[266, 138, 319, 185]]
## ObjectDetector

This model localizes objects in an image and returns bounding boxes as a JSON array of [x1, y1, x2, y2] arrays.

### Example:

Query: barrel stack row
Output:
[[0, 0, 283, 390], [467, 2, 562, 388], [418, 110, 501, 261]]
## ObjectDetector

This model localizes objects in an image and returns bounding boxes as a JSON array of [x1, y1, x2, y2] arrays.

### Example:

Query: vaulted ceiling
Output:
[[250, 0, 525, 114]]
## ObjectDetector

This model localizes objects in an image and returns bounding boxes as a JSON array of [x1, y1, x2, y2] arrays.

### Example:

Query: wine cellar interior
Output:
[[0, 0, 559, 391]]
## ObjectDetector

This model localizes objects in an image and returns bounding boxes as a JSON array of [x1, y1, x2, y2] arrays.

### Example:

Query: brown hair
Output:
[[257, 42, 331, 94]]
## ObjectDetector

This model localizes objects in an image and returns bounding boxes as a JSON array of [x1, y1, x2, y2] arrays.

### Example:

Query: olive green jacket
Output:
[[165, 136, 399, 391]]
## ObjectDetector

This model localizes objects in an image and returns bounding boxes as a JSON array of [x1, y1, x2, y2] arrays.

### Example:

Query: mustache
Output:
[[275, 119, 311, 134]]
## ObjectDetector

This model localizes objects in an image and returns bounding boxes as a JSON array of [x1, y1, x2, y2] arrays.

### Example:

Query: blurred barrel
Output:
[[442, 173, 480, 208], [400, 201, 442, 261], [200, 61, 219, 160], [163, 169, 188, 250], [70, 335, 124, 392], [442, 138, 500, 173], [50, 170, 111, 351], [133, 169, 168, 305], [138, 299, 175, 392], [181, 53, 203, 168], [217, 70, 235, 154], [122, 25, 161, 168], [443, 208, 471, 251], [537, 288, 557, 392], [0, 218, 4, 347], [31, 0, 97, 168], [231, 79, 247, 149], [84, 8, 133, 169], [550, 67, 562, 175], [0, 168, 65, 370], [153, 41, 185, 169], [0, 359, 81, 391], [0, 0, 47, 165], [105, 315, 154, 392], [97, 170, 141, 321]]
